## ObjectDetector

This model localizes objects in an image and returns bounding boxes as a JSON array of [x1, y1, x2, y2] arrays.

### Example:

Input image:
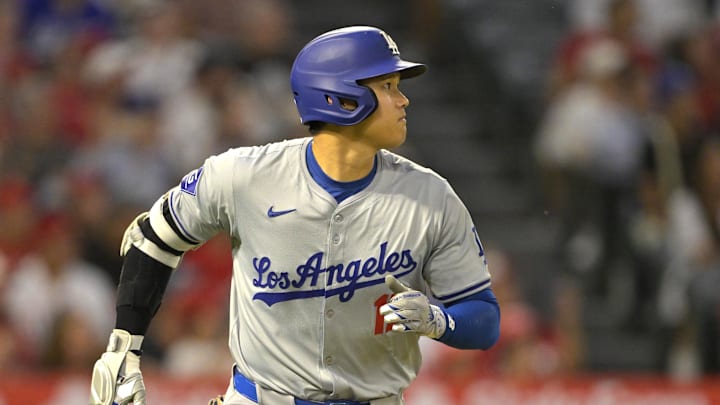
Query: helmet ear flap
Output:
[[293, 83, 377, 126]]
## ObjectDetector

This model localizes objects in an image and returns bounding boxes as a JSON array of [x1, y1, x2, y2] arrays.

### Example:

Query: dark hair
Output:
[[307, 121, 325, 135]]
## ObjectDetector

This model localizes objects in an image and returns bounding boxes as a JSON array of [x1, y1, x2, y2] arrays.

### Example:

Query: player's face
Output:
[[357, 73, 410, 150]]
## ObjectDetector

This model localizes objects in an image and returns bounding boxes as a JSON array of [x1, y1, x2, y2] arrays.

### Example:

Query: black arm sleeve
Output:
[[115, 246, 174, 335]]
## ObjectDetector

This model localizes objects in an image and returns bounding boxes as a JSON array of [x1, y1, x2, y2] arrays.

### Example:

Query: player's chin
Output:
[[386, 131, 406, 149], [384, 132, 405, 149]]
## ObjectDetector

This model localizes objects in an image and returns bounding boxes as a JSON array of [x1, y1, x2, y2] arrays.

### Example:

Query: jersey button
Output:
[[332, 234, 341, 244], [333, 214, 344, 223], [326, 309, 335, 318], [325, 356, 334, 365]]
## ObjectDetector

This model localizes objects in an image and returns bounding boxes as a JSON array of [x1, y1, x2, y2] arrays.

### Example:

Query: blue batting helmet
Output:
[[290, 26, 427, 126]]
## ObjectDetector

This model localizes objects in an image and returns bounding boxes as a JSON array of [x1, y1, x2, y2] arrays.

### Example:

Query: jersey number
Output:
[[373, 294, 392, 335]]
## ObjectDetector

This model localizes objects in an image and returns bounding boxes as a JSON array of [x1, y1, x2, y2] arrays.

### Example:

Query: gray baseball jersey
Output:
[[153, 137, 490, 401]]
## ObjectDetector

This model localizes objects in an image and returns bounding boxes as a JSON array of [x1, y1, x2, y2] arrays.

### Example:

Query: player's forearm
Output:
[[437, 288, 500, 350], [115, 197, 194, 335], [115, 246, 173, 335]]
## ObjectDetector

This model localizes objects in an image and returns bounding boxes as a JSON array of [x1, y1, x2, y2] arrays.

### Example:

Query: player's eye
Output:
[[383, 82, 392, 90]]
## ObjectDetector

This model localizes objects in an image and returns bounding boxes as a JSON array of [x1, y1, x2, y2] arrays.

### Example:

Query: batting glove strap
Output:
[[90, 330, 146, 405]]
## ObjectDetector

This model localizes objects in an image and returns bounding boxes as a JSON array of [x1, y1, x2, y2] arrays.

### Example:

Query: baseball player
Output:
[[89, 26, 500, 405]]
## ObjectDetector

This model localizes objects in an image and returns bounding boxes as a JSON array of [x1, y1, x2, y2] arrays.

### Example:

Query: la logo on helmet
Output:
[[379, 31, 399, 55]]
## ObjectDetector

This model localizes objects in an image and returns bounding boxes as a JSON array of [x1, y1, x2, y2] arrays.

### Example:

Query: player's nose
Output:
[[397, 91, 409, 108]]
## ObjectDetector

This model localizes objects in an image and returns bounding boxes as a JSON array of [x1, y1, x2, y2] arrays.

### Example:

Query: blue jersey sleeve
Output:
[[436, 287, 500, 350]]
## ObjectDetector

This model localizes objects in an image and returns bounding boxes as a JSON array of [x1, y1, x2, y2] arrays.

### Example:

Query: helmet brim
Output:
[[398, 63, 427, 79], [354, 59, 427, 82]]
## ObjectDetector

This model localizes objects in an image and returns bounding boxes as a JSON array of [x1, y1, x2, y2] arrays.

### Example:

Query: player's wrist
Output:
[[429, 305, 455, 340], [107, 329, 145, 353]]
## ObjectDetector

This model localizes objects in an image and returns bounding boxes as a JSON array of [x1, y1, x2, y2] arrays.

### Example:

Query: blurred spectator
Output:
[[626, 126, 682, 337], [1, 80, 73, 187], [18, 0, 116, 65], [406, 0, 445, 61], [653, 62, 709, 186], [2, 213, 115, 367], [217, 71, 303, 147], [634, 0, 706, 49], [0, 176, 38, 290], [657, 137, 720, 377], [79, 0, 304, 178], [684, 24, 720, 134], [83, 0, 200, 110], [64, 173, 127, 283], [538, 40, 645, 185], [623, 61, 703, 336], [0, 1, 34, 145], [0, 1, 31, 82], [569, 0, 706, 49], [42, 310, 105, 371], [45, 29, 100, 147], [487, 248, 583, 378], [550, 0, 657, 98], [161, 292, 229, 377], [0, 311, 20, 372], [535, 39, 646, 297], [166, 0, 303, 148], [72, 109, 174, 207], [221, 0, 303, 145], [173, 235, 233, 308], [686, 145, 720, 373], [226, 0, 293, 62], [156, 45, 240, 177], [179, 0, 293, 60]]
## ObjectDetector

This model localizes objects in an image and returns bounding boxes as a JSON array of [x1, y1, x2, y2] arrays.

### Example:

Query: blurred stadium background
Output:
[[0, 0, 719, 404]]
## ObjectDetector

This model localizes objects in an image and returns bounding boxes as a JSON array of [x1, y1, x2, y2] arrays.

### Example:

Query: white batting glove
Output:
[[89, 329, 146, 405], [380, 275, 455, 339]]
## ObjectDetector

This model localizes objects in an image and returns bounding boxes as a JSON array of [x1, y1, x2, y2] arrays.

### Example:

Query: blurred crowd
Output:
[[0, 0, 718, 389], [0, 0, 304, 375], [534, 0, 720, 379], [413, 0, 720, 387]]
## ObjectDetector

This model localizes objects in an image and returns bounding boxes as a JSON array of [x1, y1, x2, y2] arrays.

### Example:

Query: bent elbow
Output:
[[479, 323, 500, 350], [479, 305, 501, 350]]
